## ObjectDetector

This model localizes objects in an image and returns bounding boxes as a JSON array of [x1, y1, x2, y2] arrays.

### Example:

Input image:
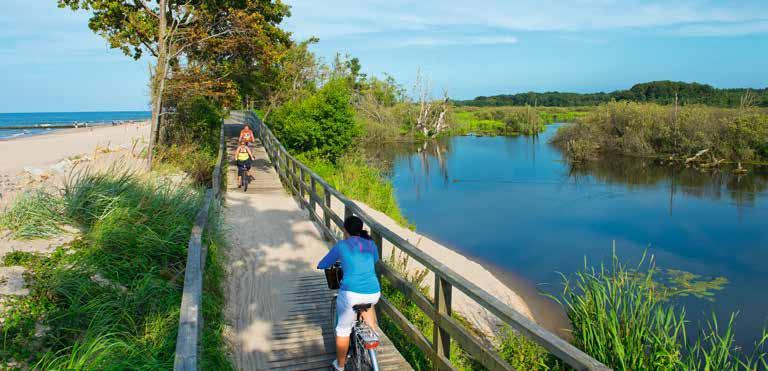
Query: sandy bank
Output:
[[0, 121, 149, 174]]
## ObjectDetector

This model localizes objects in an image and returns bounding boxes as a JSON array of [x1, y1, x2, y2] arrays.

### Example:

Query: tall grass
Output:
[[0, 190, 65, 239], [554, 250, 768, 370], [0, 170, 231, 369], [298, 153, 410, 227], [447, 107, 546, 136], [552, 101, 768, 164]]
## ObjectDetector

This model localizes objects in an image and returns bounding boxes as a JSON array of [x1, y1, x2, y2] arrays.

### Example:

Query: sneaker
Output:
[[332, 359, 344, 371]]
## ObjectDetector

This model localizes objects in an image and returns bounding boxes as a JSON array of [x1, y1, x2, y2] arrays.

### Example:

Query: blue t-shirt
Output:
[[317, 236, 381, 294]]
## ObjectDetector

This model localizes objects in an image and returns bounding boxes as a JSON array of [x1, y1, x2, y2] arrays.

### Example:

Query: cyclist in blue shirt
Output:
[[317, 215, 381, 371]]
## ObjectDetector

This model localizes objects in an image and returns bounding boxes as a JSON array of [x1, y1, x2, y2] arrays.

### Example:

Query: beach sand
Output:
[[0, 122, 150, 208], [0, 122, 149, 174]]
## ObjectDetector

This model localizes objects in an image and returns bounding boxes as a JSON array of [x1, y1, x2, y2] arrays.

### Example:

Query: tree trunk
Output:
[[146, 0, 168, 170]]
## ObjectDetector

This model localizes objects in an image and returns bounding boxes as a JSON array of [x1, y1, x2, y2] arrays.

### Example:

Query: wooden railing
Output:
[[173, 121, 226, 370], [235, 111, 610, 371]]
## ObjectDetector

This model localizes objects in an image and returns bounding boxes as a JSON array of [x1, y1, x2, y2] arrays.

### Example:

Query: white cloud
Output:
[[672, 20, 768, 36], [283, 0, 768, 41], [396, 35, 518, 47]]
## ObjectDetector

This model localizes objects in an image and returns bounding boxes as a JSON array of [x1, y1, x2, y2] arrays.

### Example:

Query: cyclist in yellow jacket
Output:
[[234, 141, 254, 188]]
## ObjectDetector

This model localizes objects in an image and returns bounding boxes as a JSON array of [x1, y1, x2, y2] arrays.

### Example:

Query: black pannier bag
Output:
[[324, 263, 343, 290]]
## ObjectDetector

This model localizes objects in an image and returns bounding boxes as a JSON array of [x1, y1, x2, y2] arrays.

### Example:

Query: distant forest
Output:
[[457, 81, 768, 108]]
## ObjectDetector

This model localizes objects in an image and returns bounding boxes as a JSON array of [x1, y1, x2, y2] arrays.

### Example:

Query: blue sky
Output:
[[1, 0, 767, 112]]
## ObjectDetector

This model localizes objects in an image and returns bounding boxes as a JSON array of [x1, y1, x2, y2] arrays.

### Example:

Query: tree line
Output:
[[457, 81, 768, 108]]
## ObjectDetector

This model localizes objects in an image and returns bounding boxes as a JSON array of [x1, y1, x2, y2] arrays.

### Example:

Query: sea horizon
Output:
[[0, 111, 151, 140]]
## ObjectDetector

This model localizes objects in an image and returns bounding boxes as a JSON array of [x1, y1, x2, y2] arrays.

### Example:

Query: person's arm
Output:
[[247, 147, 255, 159], [317, 243, 342, 269]]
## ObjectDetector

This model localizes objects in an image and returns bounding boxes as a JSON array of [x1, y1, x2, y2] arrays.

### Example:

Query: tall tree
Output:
[[58, 0, 292, 167]]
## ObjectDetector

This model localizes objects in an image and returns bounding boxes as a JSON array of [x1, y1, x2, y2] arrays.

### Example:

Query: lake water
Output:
[[367, 124, 768, 349], [0, 111, 151, 140]]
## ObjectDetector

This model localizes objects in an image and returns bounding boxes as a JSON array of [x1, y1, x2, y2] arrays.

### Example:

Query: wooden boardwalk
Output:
[[222, 118, 411, 370]]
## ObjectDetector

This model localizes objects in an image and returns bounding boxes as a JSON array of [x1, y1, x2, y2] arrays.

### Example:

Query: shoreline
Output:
[[0, 121, 149, 175]]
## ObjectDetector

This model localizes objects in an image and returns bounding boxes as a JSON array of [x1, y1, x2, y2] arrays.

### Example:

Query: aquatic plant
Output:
[[553, 249, 767, 370]]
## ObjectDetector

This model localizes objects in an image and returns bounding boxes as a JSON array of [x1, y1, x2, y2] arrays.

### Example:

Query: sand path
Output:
[[221, 120, 409, 370]]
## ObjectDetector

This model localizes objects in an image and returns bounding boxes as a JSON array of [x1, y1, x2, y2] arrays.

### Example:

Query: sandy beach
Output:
[[0, 122, 149, 207], [0, 122, 149, 174]]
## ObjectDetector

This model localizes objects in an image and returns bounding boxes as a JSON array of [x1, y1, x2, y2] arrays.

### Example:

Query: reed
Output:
[[551, 101, 768, 165], [553, 249, 768, 370]]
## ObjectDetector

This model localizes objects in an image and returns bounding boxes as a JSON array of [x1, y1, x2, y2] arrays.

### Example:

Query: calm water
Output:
[[0, 111, 150, 139], [367, 124, 768, 349]]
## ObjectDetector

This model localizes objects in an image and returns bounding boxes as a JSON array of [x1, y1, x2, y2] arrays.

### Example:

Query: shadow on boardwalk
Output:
[[221, 119, 410, 370]]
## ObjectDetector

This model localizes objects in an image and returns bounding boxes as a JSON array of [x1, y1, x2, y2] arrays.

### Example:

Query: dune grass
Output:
[[0, 170, 231, 369], [0, 190, 65, 239]]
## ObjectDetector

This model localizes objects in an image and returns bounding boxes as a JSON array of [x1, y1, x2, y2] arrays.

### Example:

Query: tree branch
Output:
[[133, 0, 158, 18]]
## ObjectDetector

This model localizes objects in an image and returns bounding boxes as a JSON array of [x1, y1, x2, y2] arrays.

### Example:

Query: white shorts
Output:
[[335, 290, 381, 337]]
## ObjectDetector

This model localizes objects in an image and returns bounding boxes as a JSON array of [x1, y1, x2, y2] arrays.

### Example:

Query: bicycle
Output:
[[327, 265, 381, 371], [237, 161, 250, 192]]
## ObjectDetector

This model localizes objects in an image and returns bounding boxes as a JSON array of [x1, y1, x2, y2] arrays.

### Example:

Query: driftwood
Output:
[[685, 149, 710, 164]]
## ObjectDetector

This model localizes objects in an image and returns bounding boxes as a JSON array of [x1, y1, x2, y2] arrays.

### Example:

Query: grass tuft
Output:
[[0, 190, 65, 239]]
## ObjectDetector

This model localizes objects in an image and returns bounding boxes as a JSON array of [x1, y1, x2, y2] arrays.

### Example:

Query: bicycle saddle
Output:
[[352, 303, 372, 312]]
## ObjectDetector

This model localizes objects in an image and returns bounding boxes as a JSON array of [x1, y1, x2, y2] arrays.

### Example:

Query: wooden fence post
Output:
[[324, 185, 332, 231], [433, 275, 452, 369], [300, 167, 307, 200], [309, 177, 317, 220]]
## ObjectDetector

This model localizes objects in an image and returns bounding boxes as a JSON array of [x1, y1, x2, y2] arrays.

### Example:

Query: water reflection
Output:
[[365, 125, 768, 349]]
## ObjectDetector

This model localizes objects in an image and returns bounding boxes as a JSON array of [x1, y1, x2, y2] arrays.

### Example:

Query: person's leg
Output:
[[335, 291, 356, 368], [336, 336, 350, 367]]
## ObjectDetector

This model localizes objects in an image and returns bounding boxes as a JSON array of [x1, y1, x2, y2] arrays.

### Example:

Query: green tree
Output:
[[58, 0, 291, 167]]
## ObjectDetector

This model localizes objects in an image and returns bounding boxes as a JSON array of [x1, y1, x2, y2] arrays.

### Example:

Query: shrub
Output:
[[270, 78, 360, 162]]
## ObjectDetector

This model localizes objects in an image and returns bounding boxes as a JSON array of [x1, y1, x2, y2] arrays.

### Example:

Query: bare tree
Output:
[[413, 70, 449, 138]]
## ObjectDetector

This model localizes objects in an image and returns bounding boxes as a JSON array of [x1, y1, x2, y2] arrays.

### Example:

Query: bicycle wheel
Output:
[[243, 171, 249, 191], [347, 333, 373, 371]]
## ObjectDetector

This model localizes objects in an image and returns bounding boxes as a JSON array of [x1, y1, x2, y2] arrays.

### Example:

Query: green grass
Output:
[[0, 189, 65, 239], [298, 153, 410, 227], [0, 170, 232, 369], [446, 107, 546, 136]]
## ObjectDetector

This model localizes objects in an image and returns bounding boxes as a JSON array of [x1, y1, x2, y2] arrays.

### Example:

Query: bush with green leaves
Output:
[[269, 78, 360, 161]]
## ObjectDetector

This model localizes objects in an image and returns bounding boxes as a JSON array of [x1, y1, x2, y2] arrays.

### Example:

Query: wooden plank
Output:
[[433, 275, 452, 368], [380, 261, 514, 371]]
